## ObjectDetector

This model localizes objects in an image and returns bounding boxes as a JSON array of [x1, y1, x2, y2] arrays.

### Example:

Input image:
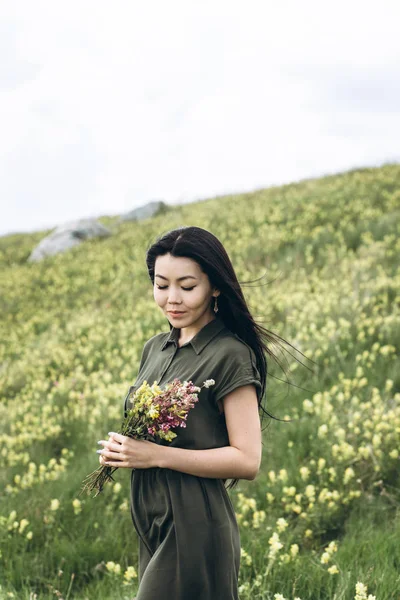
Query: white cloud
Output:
[[1, 0, 399, 235]]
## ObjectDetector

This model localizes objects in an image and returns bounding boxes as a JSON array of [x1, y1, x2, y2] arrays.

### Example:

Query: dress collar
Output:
[[161, 317, 226, 355]]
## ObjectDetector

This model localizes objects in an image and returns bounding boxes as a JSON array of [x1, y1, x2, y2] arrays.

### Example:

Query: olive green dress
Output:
[[123, 317, 262, 600]]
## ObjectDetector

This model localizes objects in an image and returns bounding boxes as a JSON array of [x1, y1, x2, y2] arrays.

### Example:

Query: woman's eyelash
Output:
[[156, 285, 195, 291]]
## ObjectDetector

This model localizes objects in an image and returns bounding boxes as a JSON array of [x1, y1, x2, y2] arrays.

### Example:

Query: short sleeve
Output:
[[136, 338, 152, 374], [212, 340, 262, 405], [123, 336, 155, 417]]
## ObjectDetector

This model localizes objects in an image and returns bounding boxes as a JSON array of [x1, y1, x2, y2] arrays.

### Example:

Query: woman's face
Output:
[[153, 253, 219, 327]]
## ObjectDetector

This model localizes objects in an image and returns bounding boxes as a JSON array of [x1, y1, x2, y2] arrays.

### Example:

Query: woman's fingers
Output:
[[99, 449, 124, 461], [101, 441, 122, 451], [98, 435, 123, 465], [98, 439, 123, 451]]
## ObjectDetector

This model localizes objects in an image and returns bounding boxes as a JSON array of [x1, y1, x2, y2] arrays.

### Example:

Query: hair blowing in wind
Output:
[[145, 226, 316, 458]]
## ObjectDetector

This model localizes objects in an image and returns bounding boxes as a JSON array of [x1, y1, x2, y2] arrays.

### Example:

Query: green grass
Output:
[[1, 162, 399, 599]]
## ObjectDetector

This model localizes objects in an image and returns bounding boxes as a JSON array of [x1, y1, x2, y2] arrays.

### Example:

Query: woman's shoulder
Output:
[[143, 331, 167, 350], [213, 328, 257, 362]]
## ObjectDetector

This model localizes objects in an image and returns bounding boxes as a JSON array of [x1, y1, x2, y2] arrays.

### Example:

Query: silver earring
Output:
[[213, 296, 219, 313]]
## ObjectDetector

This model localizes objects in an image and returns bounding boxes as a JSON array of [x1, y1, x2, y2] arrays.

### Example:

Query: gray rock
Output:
[[28, 218, 112, 262], [119, 200, 167, 222]]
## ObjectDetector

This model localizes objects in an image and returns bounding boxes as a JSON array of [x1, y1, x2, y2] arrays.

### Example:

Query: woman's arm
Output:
[[99, 384, 262, 479], [157, 384, 262, 480]]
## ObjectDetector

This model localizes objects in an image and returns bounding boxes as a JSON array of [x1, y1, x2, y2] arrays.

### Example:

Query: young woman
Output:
[[97, 226, 286, 600]]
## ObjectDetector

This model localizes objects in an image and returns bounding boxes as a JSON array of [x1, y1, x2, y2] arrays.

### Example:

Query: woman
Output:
[[97, 226, 285, 599]]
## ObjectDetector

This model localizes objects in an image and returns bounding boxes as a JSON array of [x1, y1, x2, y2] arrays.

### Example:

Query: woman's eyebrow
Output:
[[155, 274, 198, 281]]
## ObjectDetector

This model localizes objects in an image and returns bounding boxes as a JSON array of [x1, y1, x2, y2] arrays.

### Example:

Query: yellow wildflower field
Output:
[[0, 163, 399, 599]]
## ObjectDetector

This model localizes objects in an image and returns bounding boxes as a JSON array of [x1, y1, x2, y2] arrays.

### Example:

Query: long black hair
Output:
[[146, 225, 315, 489]]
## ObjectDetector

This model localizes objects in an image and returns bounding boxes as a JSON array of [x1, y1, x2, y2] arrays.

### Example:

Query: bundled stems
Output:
[[80, 378, 215, 497]]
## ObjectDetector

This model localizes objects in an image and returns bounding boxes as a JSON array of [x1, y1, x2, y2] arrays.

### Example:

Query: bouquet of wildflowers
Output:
[[80, 378, 215, 497]]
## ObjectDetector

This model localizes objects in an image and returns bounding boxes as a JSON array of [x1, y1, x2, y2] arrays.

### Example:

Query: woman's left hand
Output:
[[97, 432, 160, 469]]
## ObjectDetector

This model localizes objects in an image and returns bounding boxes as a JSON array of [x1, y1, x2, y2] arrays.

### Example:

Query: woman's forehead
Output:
[[155, 254, 202, 276]]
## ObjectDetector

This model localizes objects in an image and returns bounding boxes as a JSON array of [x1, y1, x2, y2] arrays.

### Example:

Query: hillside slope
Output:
[[1, 163, 399, 599]]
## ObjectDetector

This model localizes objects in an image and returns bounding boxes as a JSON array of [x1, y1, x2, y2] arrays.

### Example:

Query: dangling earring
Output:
[[213, 296, 219, 313]]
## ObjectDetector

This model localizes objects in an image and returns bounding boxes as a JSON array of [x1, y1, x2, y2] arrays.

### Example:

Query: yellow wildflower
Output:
[[50, 499, 60, 511]]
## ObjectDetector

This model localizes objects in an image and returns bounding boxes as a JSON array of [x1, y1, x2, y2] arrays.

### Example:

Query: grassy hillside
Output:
[[1, 163, 399, 599]]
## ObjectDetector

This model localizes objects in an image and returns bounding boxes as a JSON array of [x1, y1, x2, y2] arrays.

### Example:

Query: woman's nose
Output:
[[167, 290, 182, 303], [168, 295, 181, 304]]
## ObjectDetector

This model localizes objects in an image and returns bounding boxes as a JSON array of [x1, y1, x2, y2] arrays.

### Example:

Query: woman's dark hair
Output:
[[146, 226, 315, 490]]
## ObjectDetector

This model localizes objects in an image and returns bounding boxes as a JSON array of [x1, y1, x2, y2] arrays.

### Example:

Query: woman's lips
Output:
[[168, 311, 186, 316]]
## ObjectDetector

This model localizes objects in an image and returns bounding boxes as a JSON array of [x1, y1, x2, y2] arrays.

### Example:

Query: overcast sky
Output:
[[1, 0, 399, 237]]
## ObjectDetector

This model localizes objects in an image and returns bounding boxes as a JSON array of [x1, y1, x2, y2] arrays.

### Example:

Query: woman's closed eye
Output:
[[156, 285, 195, 291]]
